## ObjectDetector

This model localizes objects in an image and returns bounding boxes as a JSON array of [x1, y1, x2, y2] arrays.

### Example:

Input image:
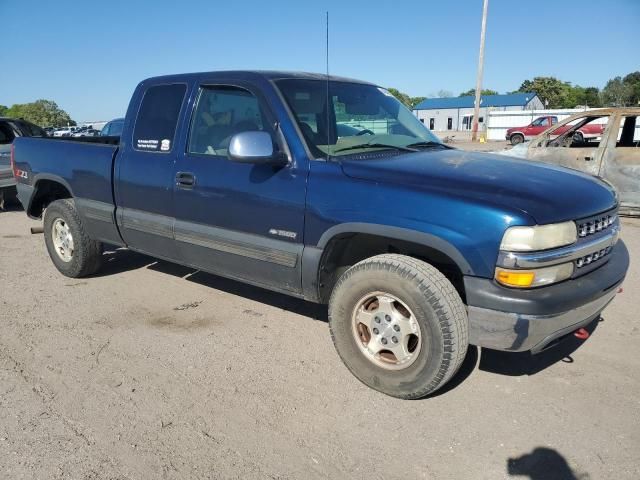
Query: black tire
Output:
[[43, 199, 102, 277], [510, 133, 524, 145], [328, 254, 468, 399]]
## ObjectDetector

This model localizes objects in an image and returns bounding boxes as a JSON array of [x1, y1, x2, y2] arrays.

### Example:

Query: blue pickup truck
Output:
[[12, 71, 629, 398]]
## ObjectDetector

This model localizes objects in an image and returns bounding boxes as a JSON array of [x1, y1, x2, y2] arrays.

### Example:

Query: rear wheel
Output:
[[328, 254, 468, 399], [510, 133, 524, 145], [43, 199, 102, 277]]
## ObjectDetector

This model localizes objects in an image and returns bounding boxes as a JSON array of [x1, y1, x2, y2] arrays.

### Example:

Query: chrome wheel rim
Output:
[[51, 218, 74, 262], [351, 292, 422, 370]]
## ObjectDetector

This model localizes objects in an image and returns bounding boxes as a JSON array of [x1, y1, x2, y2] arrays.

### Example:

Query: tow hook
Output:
[[30, 226, 44, 234], [574, 328, 590, 340]]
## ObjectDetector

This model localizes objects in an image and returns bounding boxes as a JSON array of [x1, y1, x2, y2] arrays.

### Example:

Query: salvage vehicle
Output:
[[506, 109, 639, 216], [506, 115, 605, 145], [0, 117, 47, 208], [11, 72, 629, 398]]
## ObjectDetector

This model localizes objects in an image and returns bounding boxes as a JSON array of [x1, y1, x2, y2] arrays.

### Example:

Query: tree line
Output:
[[0, 100, 75, 127], [391, 71, 640, 109]]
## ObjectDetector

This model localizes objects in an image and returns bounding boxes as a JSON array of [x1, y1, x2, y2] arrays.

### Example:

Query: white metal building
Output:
[[412, 92, 543, 132]]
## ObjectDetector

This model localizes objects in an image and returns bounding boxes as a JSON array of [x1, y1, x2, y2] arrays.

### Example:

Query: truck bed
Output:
[[13, 136, 119, 207]]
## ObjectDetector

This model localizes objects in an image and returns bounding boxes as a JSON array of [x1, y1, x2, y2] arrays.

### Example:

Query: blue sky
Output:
[[1, 0, 638, 122]]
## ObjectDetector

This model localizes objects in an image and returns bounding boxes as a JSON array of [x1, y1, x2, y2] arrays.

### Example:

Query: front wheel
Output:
[[510, 133, 524, 145], [328, 254, 468, 399], [43, 199, 102, 277]]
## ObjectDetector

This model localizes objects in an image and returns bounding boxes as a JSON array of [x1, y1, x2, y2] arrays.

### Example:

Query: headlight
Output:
[[495, 263, 574, 288], [500, 221, 577, 252]]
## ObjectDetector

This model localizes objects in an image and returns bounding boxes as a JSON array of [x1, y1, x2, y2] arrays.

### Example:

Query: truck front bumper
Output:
[[464, 240, 629, 353]]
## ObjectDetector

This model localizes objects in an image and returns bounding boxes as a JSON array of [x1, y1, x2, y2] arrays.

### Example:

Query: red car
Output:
[[506, 115, 605, 145]]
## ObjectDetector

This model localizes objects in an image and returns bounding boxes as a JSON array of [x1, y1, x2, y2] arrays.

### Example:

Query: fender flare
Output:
[[302, 222, 474, 302], [26, 173, 75, 217]]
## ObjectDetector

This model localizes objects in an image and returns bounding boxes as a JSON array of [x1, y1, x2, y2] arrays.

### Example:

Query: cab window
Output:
[[0, 122, 15, 145], [133, 84, 186, 152], [188, 86, 271, 156]]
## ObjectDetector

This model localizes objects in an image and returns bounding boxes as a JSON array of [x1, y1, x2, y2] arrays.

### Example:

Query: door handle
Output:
[[584, 156, 593, 161], [176, 171, 195, 188]]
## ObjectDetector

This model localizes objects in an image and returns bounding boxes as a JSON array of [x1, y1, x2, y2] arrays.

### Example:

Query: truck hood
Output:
[[339, 149, 617, 224]]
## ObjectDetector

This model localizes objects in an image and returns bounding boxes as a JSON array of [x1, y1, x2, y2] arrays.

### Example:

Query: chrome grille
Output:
[[575, 246, 613, 268], [577, 213, 616, 238]]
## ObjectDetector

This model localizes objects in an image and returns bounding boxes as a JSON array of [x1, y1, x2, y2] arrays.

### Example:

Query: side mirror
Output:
[[227, 131, 287, 166]]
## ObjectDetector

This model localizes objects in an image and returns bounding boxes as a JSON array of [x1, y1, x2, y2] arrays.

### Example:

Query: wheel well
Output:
[[29, 180, 72, 218], [317, 233, 466, 304]]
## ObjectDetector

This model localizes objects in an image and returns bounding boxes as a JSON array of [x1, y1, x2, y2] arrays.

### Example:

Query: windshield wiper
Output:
[[405, 141, 448, 149], [332, 143, 418, 153]]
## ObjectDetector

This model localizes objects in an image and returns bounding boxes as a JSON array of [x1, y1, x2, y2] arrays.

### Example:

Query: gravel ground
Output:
[[0, 208, 638, 480]]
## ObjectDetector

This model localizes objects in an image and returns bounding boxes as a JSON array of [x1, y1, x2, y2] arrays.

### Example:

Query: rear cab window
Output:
[[133, 84, 187, 153]]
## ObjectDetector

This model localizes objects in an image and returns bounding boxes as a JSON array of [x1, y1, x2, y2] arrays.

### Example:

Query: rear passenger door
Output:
[[172, 82, 307, 294], [115, 83, 188, 260]]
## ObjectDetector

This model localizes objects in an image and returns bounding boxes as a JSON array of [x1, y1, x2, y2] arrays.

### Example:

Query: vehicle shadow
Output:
[[508, 447, 587, 480], [478, 319, 600, 377], [95, 248, 328, 321]]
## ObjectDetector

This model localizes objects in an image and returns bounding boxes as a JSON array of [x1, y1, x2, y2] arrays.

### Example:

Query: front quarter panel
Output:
[[305, 160, 534, 279]]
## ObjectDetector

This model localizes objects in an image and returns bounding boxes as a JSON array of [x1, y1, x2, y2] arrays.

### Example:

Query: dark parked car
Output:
[[12, 71, 629, 398], [100, 118, 125, 137], [0, 117, 46, 208]]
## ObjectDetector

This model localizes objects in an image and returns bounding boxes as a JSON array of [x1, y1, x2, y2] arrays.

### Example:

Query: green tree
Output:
[[458, 88, 498, 97], [387, 88, 427, 109], [387, 88, 412, 107], [409, 96, 426, 108], [517, 77, 570, 108], [5, 100, 75, 127], [0, 105, 8, 116], [601, 77, 633, 106], [622, 71, 640, 105]]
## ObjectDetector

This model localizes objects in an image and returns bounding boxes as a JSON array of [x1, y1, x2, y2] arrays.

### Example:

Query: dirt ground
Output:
[[0, 208, 639, 480]]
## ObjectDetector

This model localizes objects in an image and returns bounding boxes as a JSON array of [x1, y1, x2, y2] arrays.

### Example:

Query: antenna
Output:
[[326, 10, 330, 157]]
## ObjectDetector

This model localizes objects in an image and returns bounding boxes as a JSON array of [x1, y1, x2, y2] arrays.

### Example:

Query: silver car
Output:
[[0, 118, 47, 208]]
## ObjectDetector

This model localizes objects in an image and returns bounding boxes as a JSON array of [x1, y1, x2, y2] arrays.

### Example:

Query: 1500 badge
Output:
[[269, 228, 297, 239]]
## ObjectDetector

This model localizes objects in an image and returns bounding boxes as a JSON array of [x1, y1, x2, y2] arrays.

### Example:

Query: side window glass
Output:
[[551, 117, 558, 125], [188, 86, 269, 156], [111, 120, 124, 137], [540, 118, 550, 127], [0, 123, 16, 144], [133, 84, 186, 152]]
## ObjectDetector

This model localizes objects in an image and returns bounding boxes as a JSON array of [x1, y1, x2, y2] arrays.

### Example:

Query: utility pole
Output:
[[471, 0, 489, 142]]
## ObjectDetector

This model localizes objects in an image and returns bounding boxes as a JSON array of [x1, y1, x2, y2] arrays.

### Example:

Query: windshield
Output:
[[276, 79, 442, 158]]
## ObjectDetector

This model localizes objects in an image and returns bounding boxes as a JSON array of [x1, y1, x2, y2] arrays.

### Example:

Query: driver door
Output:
[[172, 81, 307, 294]]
